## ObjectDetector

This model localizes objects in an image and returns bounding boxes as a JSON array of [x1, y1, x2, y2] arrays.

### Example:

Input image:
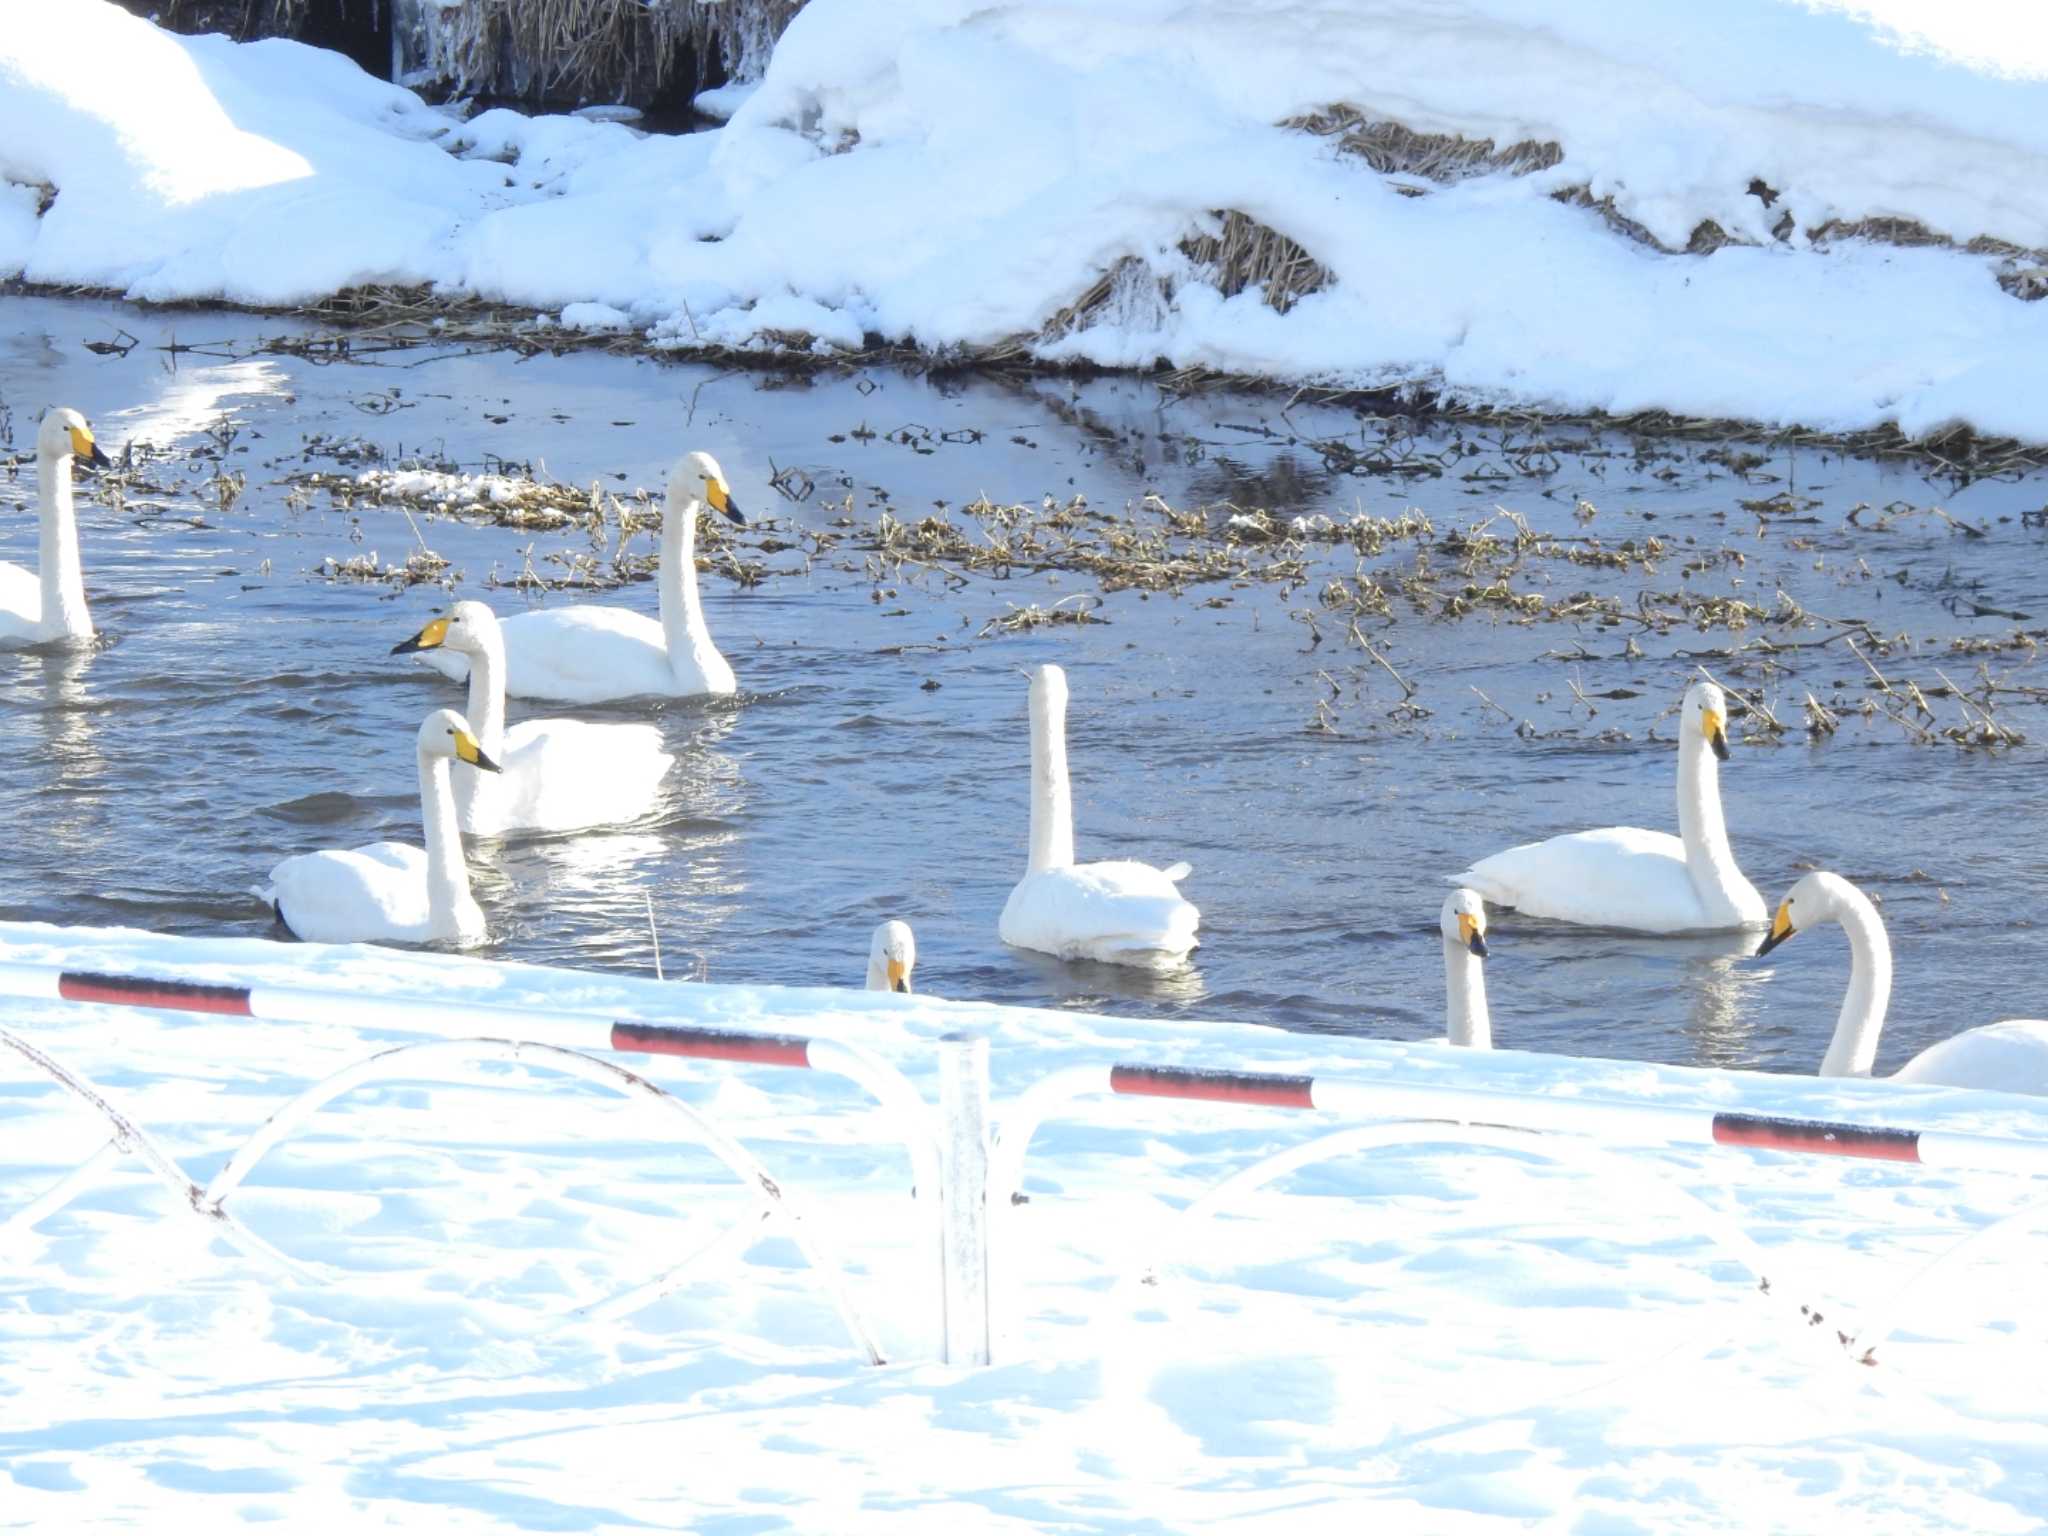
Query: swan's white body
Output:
[[420, 450, 744, 704], [396, 601, 672, 837], [1452, 680, 1765, 934], [1756, 871, 2048, 1092], [1441, 889, 1492, 1049], [998, 665, 1199, 972], [260, 710, 501, 946], [868, 920, 916, 993], [1, 408, 109, 648]]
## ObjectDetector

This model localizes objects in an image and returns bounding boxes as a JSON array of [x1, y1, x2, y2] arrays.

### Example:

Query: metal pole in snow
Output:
[[937, 1031, 992, 1367]]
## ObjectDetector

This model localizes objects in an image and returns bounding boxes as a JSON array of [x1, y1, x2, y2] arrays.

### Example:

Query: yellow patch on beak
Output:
[[887, 957, 909, 991], [454, 728, 485, 766], [1458, 913, 1479, 945], [705, 477, 730, 514], [1770, 900, 1794, 942], [68, 425, 95, 458], [415, 617, 450, 649]]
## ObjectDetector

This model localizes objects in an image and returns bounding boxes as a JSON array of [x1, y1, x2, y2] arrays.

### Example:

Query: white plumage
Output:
[[1452, 679, 1765, 934], [998, 664, 1199, 972], [867, 920, 916, 993], [394, 599, 673, 837], [1440, 889, 1492, 1049], [1, 407, 110, 648]]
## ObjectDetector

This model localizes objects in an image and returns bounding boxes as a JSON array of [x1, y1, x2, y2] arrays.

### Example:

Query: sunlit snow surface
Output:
[[3, 920, 2047, 1530], [4, 0, 2048, 439]]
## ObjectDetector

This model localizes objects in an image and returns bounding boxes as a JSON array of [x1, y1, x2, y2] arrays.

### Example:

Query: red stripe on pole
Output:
[[610, 1021, 813, 1069], [1109, 1063, 1315, 1109], [1712, 1112, 1921, 1163], [58, 971, 254, 1017]]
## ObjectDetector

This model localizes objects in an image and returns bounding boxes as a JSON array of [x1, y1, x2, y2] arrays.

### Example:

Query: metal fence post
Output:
[[937, 1030, 991, 1366]]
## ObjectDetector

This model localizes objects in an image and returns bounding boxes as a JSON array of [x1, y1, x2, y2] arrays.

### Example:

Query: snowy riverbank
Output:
[[4, 919, 2048, 1529], [5, 1, 2048, 443]]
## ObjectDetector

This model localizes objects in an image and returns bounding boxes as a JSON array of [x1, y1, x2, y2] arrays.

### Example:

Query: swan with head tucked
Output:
[[868, 920, 916, 993], [1753, 871, 2048, 1092], [258, 710, 503, 946], [1, 408, 111, 648], [998, 664, 1199, 972], [1441, 889, 1492, 1049], [1451, 679, 1765, 934], [413, 450, 745, 703], [393, 600, 673, 836]]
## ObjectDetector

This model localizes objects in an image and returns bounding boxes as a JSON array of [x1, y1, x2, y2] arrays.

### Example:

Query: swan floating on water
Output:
[[416, 450, 745, 703], [258, 709, 503, 947], [1, 408, 110, 648], [998, 664, 1199, 972], [394, 599, 673, 837], [1441, 889, 1492, 1049], [1451, 679, 1766, 934], [1754, 871, 2048, 1093], [868, 920, 916, 993]]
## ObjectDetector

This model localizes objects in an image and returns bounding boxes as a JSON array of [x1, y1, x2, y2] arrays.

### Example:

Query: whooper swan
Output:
[[1, 408, 110, 647], [1451, 679, 1765, 934], [1754, 871, 2048, 1093], [415, 450, 745, 703], [868, 920, 916, 993], [259, 710, 503, 946], [998, 664, 1199, 972], [1441, 889, 1492, 1049], [394, 599, 673, 837]]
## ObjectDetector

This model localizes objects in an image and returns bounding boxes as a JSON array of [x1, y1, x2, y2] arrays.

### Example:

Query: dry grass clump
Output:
[[293, 464, 626, 533], [1178, 211, 1331, 313], [1287, 106, 1562, 182], [318, 548, 455, 590]]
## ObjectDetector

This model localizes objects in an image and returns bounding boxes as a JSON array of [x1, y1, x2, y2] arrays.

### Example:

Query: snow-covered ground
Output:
[[6, 1, 2048, 441], [5, 919, 2048, 1530]]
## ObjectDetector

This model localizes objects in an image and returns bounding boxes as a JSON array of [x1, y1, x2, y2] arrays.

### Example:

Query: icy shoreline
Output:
[[6, 1, 2048, 447]]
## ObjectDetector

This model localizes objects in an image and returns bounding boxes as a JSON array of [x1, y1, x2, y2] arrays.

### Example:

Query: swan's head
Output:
[[1441, 888, 1488, 958], [392, 599, 500, 659], [1753, 870, 1857, 957], [1028, 663, 1069, 714], [417, 708, 503, 773], [1682, 679, 1732, 762], [867, 919, 916, 993], [671, 450, 744, 526], [39, 407, 111, 470]]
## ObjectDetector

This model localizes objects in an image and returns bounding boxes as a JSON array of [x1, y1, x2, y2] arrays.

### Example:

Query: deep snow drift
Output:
[[5, 1, 2048, 441]]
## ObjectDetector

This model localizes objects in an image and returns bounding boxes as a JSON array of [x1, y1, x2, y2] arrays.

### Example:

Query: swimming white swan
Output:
[[1451, 679, 1765, 934], [998, 664, 1199, 971], [393, 599, 673, 837], [1441, 889, 1492, 1049], [1754, 871, 2048, 1092], [1, 407, 110, 647], [416, 450, 745, 703], [258, 710, 503, 947], [868, 920, 916, 993]]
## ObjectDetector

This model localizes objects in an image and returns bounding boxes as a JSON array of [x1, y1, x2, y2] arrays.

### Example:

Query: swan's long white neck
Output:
[[1675, 728, 1748, 917], [659, 494, 715, 680], [1027, 680, 1076, 872], [417, 749, 474, 926], [461, 631, 508, 757], [1818, 887, 1892, 1078], [1444, 938, 1492, 1049], [35, 441, 92, 640]]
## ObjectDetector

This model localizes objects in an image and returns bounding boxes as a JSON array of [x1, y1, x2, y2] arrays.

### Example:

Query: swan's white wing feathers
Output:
[[0, 561, 42, 642], [1452, 827, 1722, 934], [1893, 1020, 2048, 1094], [459, 719, 673, 836], [1001, 860, 1200, 971], [265, 841, 437, 944]]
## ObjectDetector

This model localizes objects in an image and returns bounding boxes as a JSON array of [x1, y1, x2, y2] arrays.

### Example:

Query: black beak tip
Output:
[[86, 444, 112, 470], [722, 503, 746, 527], [892, 978, 908, 994], [391, 637, 422, 655], [1711, 732, 1731, 762], [1753, 929, 1786, 959], [1469, 932, 1489, 959], [472, 750, 504, 774]]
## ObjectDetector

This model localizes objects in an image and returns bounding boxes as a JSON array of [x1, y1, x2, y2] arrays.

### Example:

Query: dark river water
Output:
[[3, 295, 2045, 1074]]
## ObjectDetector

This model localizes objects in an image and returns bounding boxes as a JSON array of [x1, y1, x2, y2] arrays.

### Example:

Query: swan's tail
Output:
[[1161, 861, 1193, 883]]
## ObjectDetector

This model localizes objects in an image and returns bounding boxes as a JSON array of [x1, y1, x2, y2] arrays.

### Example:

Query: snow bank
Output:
[[5, 0, 2048, 440]]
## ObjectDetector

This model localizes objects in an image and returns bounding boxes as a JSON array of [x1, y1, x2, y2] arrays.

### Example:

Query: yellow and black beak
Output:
[[1458, 911, 1488, 959], [887, 957, 911, 994], [68, 424, 111, 471], [453, 728, 503, 774], [705, 477, 745, 527], [392, 617, 450, 656], [1703, 707, 1731, 763], [1753, 900, 1797, 958]]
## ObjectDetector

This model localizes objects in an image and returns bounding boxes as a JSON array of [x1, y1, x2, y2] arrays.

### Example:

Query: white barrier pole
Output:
[[937, 1031, 991, 1367]]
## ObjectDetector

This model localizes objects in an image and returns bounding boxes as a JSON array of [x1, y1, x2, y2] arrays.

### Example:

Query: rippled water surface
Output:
[[3, 296, 2045, 1073]]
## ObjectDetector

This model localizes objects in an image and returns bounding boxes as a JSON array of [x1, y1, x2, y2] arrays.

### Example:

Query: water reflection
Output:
[[105, 359, 293, 453]]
